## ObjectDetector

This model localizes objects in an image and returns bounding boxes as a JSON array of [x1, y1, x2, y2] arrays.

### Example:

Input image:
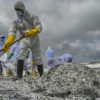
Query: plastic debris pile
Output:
[[0, 63, 100, 100]]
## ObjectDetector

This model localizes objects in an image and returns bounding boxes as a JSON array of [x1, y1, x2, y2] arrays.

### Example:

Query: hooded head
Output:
[[14, 1, 26, 11], [14, 1, 26, 18]]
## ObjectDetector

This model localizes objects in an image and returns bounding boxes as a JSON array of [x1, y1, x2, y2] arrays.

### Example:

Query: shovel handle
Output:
[[0, 36, 25, 52]]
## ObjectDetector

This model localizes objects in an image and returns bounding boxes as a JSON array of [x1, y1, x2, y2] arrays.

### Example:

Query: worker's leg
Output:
[[14, 39, 29, 80], [17, 59, 24, 78], [0, 61, 2, 75]]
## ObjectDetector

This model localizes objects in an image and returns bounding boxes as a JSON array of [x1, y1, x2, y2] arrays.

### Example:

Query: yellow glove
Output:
[[24, 27, 40, 37], [3, 34, 15, 52]]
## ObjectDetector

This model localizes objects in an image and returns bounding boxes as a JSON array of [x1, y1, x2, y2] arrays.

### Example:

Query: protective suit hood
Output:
[[14, 1, 26, 11], [14, 1, 30, 19]]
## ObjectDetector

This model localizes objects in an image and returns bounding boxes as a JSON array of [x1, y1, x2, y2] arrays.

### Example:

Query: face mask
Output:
[[16, 11, 24, 18]]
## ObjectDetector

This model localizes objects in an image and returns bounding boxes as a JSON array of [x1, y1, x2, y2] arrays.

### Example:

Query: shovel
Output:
[[0, 36, 25, 52]]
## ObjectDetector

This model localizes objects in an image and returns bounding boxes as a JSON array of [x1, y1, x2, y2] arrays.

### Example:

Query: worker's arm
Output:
[[24, 15, 42, 37], [2, 34, 15, 52], [2, 20, 17, 52]]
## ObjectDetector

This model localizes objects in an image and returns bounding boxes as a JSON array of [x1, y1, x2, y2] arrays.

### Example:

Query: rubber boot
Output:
[[17, 60, 24, 79], [0, 62, 2, 75], [13, 60, 24, 80], [37, 64, 43, 77]]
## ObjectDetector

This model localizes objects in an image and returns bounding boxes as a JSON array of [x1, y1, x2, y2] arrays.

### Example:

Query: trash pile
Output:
[[0, 63, 100, 100], [28, 63, 100, 100]]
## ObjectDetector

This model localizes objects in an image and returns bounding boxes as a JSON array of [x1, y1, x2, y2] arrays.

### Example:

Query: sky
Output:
[[0, 0, 100, 65]]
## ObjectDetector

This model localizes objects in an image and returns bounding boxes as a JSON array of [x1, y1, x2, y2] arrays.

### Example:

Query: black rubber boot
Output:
[[13, 60, 24, 81], [37, 64, 43, 77], [17, 60, 24, 78], [0, 61, 2, 75]]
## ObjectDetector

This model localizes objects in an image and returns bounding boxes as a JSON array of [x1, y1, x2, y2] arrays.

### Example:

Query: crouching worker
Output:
[[0, 42, 19, 77], [6, 42, 20, 77], [0, 52, 12, 77], [2, 1, 43, 80], [58, 53, 72, 64]]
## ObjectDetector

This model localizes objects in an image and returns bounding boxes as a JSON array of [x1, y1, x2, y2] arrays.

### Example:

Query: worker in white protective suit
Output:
[[0, 52, 9, 77], [58, 53, 72, 63], [7, 41, 36, 77], [6, 42, 20, 77], [45, 47, 55, 71], [2, 1, 43, 80], [0, 42, 19, 77], [0, 35, 6, 75]]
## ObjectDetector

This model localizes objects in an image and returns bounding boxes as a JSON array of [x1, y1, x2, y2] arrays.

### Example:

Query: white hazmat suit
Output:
[[4, 1, 43, 79]]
